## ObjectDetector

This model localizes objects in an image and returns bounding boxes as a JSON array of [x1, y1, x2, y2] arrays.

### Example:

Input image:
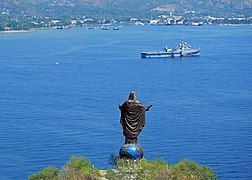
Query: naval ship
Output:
[[141, 41, 200, 58]]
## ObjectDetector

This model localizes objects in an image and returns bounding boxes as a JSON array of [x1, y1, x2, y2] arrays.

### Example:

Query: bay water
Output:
[[0, 25, 251, 179]]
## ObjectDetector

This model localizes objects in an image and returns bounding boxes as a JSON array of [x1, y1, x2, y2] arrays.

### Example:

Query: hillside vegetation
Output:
[[1, 0, 252, 19], [29, 156, 217, 180]]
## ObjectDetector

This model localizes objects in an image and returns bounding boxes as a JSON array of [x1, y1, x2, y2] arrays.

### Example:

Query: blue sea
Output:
[[0, 25, 251, 179]]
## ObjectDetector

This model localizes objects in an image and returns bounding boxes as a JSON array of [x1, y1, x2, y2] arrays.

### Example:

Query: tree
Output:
[[0, 25, 4, 31]]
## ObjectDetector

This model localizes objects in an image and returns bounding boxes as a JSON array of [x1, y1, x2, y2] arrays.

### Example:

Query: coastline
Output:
[[0, 29, 34, 34], [0, 23, 251, 35]]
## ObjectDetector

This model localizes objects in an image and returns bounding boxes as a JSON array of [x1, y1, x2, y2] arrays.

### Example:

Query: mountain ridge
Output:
[[1, 0, 252, 19]]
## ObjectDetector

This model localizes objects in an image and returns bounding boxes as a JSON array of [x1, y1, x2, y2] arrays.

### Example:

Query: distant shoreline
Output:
[[0, 30, 34, 34], [0, 24, 251, 35]]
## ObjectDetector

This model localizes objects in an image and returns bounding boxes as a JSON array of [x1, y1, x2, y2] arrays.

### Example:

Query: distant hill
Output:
[[1, 0, 252, 19]]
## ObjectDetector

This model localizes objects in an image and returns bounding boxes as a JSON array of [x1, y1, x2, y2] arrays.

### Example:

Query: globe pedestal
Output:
[[119, 144, 144, 160]]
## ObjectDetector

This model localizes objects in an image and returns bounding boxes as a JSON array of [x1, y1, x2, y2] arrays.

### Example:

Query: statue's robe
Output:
[[119, 101, 147, 141]]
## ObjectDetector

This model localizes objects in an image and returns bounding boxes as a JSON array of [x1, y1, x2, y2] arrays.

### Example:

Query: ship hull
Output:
[[141, 50, 200, 58], [141, 52, 174, 58]]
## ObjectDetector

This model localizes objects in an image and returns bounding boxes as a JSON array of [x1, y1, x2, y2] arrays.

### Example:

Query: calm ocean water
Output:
[[0, 25, 251, 179]]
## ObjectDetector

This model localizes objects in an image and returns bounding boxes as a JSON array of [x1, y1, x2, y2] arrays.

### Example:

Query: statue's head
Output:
[[128, 91, 137, 101]]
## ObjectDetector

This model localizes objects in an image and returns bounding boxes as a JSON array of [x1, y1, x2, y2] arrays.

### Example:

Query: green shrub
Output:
[[29, 166, 59, 180], [171, 159, 217, 180], [61, 156, 98, 180]]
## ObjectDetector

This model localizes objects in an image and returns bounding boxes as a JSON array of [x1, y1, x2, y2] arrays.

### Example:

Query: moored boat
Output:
[[101, 26, 109, 30], [141, 41, 200, 58]]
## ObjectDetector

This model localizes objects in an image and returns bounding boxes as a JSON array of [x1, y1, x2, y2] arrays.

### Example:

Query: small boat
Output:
[[113, 27, 119, 30], [87, 27, 95, 30], [101, 26, 109, 30], [141, 41, 200, 58]]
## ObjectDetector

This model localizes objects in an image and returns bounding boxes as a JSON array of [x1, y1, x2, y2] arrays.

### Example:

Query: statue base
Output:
[[119, 143, 144, 160]]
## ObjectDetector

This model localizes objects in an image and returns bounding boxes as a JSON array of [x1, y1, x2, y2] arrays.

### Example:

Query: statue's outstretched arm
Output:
[[145, 105, 152, 111]]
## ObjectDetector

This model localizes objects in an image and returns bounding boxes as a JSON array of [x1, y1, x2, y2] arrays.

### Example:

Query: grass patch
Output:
[[30, 156, 217, 180]]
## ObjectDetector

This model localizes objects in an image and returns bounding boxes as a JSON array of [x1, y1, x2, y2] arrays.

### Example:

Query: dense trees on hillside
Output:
[[0, 0, 251, 31], [1, 0, 252, 19]]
